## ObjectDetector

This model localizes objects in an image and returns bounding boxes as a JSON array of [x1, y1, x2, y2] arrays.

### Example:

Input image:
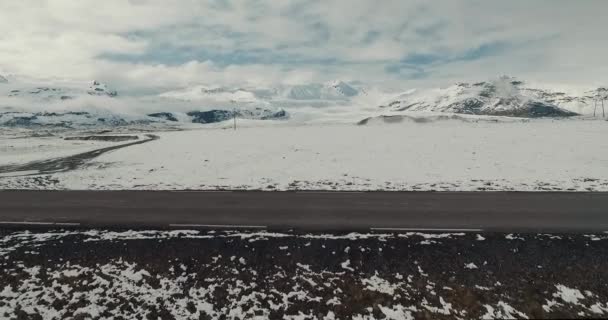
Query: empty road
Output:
[[0, 191, 607, 232]]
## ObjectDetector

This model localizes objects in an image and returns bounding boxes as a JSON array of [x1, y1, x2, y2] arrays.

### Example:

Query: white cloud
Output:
[[1, 0, 607, 92], [90, 60, 347, 92]]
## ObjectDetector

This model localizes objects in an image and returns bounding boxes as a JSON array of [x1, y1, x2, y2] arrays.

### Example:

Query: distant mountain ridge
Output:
[[0, 78, 290, 129], [158, 80, 362, 103], [379, 77, 585, 117], [3, 80, 118, 101], [0, 108, 288, 129], [0, 76, 606, 129]]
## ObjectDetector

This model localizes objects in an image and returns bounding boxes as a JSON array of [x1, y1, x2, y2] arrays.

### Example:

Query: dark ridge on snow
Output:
[[3, 116, 40, 127], [0, 108, 288, 129], [0, 111, 153, 129], [493, 101, 578, 117], [147, 112, 178, 122], [187, 108, 288, 124], [357, 114, 534, 125], [443, 98, 578, 118], [88, 81, 118, 97], [187, 110, 234, 123], [64, 135, 139, 142]]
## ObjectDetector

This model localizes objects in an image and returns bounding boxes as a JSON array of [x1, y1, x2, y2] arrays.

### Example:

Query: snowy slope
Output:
[[520, 86, 608, 115], [380, 77, 585, 117]]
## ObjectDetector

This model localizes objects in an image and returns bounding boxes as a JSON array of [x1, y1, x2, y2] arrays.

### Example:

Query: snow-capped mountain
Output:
[[159, 85, 258, 103], [0, 79, 288, 129], [1, 75, 606, 130], [380, 77, 584, 117], [2, 80, 118, 101], [518, 87, 608, 115], [88, 81, 118, 97], [281, 81, 360, 100], [158, 80, 363, 103], [0, 75, 7, 83]]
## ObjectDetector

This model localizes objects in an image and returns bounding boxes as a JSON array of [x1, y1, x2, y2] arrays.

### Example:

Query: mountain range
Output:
[[0, 75, 606, 129], [158, 80, 364, 103], [379, 77, 587, 118]]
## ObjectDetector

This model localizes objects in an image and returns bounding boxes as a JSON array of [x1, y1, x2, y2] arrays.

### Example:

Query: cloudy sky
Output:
[[1, 0, 607, 92]]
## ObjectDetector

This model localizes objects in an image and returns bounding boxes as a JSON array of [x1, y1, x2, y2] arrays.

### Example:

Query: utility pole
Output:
[[593, 99, 606, 118], [231, 100, 237, 130], [603, 88, 607, 118], [593, 88, 607, 118]]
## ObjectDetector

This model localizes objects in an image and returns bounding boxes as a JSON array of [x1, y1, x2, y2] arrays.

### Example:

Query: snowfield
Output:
[[1, 117, 607, 191]]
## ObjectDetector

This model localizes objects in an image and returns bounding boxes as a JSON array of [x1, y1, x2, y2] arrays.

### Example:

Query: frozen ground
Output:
[[1, 117, 607, 191], [1, 229, 608, 319]]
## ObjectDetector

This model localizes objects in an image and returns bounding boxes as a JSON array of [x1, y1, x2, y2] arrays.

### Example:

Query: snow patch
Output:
[[482, 302, 528, 319], [465, 263, 478, 270], [553, 284, 585, 305]]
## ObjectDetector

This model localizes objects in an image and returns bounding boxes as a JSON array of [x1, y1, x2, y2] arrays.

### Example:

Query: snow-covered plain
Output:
[[1, 117, 607, 191]]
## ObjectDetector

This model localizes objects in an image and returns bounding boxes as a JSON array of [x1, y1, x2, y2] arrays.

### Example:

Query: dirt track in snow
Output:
[[0, 134, 158, 177]]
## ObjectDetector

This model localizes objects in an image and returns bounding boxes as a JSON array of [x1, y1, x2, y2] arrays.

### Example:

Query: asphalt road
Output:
[[0, 191, 607, 232]]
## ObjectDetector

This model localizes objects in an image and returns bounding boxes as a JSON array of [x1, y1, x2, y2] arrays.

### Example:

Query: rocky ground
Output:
[[1, 229, 608, 319]]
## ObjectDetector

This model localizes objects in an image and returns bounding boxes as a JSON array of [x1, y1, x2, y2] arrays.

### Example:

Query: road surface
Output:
[[0, 191, 606, 232]]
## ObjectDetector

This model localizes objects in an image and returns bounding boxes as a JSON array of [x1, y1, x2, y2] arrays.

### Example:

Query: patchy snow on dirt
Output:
[[2, 229, 608, 319], [362, 274, 400, 295], [481, 301, 528, 319], [2, 119, 607, 191]]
